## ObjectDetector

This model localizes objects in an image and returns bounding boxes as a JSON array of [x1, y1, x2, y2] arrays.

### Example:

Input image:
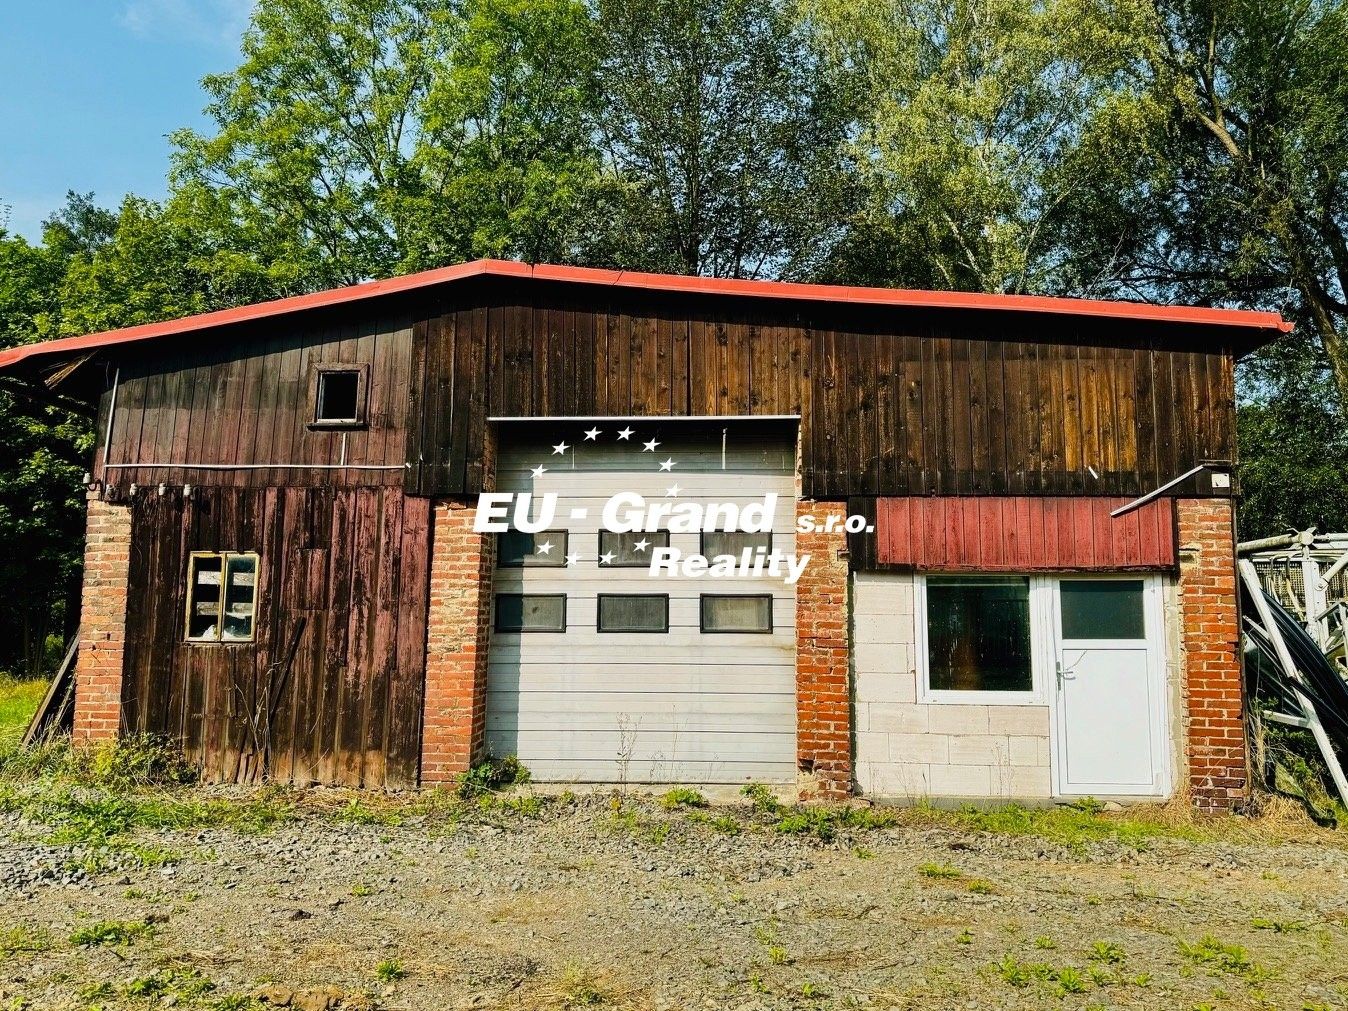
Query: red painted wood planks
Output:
[[876, 496, 1176, 570]]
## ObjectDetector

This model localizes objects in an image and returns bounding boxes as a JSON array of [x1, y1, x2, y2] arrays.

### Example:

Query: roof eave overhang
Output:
[[0, 258, 1293, 374]]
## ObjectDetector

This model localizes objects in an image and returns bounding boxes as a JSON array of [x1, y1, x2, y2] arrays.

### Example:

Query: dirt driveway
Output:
[[2, 787, 1347, 1011]]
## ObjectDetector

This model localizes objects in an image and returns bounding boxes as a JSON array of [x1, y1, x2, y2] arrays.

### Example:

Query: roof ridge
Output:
[[0, 258, 1292, 373]]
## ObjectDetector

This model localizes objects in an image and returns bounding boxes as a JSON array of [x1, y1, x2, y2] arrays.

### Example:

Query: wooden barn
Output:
[[0, 260, 1291, 810]]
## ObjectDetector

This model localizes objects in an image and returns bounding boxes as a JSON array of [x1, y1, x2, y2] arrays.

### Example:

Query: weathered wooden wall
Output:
[[91, 278, 1237, 502], [119, 485, 430, 788], [404, 282, 1236, 500], [94, 302, 419, 492], [868, 496, 1177, 571]]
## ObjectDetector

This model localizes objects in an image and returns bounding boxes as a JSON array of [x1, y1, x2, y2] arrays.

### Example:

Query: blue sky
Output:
[[0, 1, 252, 241]]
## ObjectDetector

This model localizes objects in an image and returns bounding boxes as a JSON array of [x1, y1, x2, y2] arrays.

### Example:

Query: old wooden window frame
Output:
[[310, 363, 370, 428], [184, 551, 260, 644]]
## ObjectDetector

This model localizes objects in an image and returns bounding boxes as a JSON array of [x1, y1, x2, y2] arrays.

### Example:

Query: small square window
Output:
[[701, 530, 773, 558], [185, 551, 258, 643], [312, 366, 368, 427], [701, 594, 773, 633], [495, 594, 566, 632], [599, 530, 670, 566], [498, 530, 568, 567], [597, 594, 669, 632]]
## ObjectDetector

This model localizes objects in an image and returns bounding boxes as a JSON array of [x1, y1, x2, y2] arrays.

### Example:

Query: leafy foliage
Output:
[[4, 0, 1348, 668]]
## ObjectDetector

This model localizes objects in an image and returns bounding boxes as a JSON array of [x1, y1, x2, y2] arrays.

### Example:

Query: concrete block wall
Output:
[[74, 493, 131, 744], [852, 571, 1052, 800]]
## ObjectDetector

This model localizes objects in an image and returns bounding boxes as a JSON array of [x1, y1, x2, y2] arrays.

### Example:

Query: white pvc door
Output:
[[1051, 577, 1168, 796]]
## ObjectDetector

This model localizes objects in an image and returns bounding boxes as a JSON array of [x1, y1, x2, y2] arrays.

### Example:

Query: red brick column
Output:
[[1177, 498, 1248, 812], [420, 499, 495, 785], [795, 500, 852, 799], [74, 493, 131, 744]]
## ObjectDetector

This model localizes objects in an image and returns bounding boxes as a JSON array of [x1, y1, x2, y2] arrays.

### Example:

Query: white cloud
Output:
[[119, 0, 254, 49]]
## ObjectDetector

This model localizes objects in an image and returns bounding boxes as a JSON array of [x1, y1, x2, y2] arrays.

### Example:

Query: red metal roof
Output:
[[0, 258, 1293, 373]]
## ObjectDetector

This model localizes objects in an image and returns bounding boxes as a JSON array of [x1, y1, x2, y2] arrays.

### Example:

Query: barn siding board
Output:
[[868, 496, 1176, 571], [93, 281, 1239, 502], [120, 486, 429, 788]]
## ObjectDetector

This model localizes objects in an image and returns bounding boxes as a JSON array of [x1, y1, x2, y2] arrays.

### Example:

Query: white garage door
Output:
[[486, 420, 798, 783]]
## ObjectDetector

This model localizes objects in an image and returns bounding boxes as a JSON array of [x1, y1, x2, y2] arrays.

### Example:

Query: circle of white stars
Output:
[[522, 426, 678, 566]]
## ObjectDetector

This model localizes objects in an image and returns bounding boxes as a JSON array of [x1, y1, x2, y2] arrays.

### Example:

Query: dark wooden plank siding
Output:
[[403, 285, 1237, 501], [94, 304, 417, 492], [90, 277, 1238, 503], [120, 486, 430, 788]]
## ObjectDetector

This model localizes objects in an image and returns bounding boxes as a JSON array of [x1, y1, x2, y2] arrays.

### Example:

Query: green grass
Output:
[[917, 861, 963, 879], [0, 923, 53, 958], [375, 957, 407, 982], [0, 675, 47, 753], [994, 955, 1095, 997], [774, 804, 898, 841], [660, 787, 709, 809], [0, 736, 295, 871], [69, 918, 153, 947], [940, 801, 1210, 850], [1177, 935, 1273, 982]]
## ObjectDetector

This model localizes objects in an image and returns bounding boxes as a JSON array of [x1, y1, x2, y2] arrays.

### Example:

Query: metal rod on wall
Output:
[[103, 462, 408, 472], [102, 367, 119, 469]]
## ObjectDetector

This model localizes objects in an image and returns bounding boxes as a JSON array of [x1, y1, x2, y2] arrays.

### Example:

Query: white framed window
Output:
[[185, 551, 259, 643], [915, 573, 1051, 704]]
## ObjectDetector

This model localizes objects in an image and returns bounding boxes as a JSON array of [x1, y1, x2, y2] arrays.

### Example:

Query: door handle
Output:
[[1056, 661, 1075, 687]]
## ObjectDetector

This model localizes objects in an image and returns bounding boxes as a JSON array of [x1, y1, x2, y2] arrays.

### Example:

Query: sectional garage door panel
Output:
[[486, 421, 798, 784]]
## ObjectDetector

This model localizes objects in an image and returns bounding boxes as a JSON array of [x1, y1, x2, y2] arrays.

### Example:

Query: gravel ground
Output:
[[2, 789, 1347, 1010]]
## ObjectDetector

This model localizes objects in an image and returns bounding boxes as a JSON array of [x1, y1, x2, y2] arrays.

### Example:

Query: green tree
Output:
[[805, 0, 1149, 293], [593, 0, 851, 278], [0, 196, 111, 676], [1124, 0, 1348, 407], [1236, 340, 1348, 538], [413, 0, 613, 267], [171, 0, 609, 284]]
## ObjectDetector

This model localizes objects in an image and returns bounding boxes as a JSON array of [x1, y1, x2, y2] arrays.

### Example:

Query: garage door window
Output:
[[495, 594, 567, 632], [598, 530, 669, 566], [498, 530, 568, 567], [597, 594, 669, 632], [701, 594, 773, 633], [701, 530, 773, 557]]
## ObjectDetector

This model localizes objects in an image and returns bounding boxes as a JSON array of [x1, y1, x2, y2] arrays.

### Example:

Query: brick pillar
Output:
[[1177, 498, 1248, 812], [74, 493, 131, 744], [420, 498, 495, 785], [795, 501, 852, 799]]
